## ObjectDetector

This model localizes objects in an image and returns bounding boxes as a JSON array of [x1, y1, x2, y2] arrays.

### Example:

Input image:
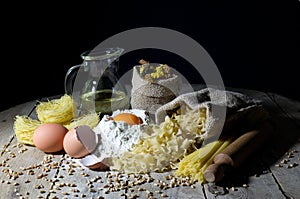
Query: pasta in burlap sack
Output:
[[131, 66, 182, 114], [155, 88, 269, 141]]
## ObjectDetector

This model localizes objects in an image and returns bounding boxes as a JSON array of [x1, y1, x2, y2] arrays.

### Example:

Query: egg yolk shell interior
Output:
[[113, 113, 143, 125]]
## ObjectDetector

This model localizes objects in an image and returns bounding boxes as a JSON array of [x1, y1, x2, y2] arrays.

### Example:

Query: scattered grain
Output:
[[71, 188, 80, 193], [287, 163, 298, 168], [27, 170, 34, 175], [104, 189, 110, 194], [280, 159, 289, 164], [129, 194, 138, 199], [138, 187, 145, 191], [146, 190, 152, 195]]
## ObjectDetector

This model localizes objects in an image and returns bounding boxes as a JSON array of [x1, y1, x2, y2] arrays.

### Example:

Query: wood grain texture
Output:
[[201, 89, 286, 199], [48, 159, 126, 199], [204, 173, 285, 199], [266, 93, 300, 199], [1, 89, 300, 198], [0, 100, 63, 199], [127, 171, 206, 199], [221, 89, 300, 199], [0, 101, 36, 153]]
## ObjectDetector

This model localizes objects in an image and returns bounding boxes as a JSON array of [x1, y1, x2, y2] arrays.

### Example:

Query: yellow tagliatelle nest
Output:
[[13, 116, 42, 145], [36, 94, 77, 124], [65, 112, 100, 130], [13, 94, 100, 146]]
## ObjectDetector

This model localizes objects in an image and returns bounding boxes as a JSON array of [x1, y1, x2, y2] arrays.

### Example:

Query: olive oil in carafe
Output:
[[81, 89, 129, 115]]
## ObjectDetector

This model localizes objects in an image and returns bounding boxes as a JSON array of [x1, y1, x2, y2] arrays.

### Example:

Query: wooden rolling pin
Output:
[[204, 121, 273, 183]]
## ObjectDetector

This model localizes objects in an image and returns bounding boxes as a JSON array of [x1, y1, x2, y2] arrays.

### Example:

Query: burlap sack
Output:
[[155, 88, 269, 141], [131, 66, 182, 114]]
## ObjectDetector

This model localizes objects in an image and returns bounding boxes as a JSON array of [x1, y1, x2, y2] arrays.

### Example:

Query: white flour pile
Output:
[[92, 109, 149, 159]]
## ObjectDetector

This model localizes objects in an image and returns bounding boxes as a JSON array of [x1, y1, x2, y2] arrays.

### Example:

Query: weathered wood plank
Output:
[[265, 93, 300, 199], [0, 101, 36, 122], [152, 172, 206, 199], [201, 89, 288, 198], [204, 173, 285, 199], [0, 101, 36, 151], [1, 90, 300, 198], [0, 101, 64, 199], [224, 90, 300, 199], [0, 96, 125, 199], [0, 142, 63, 199], [48, 157, 125, 199], [128, 171, 206, 199], [270, 143, 300, 199]]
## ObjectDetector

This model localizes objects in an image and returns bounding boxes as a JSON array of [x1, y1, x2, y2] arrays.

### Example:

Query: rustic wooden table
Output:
[[1, 88, 300, 199]]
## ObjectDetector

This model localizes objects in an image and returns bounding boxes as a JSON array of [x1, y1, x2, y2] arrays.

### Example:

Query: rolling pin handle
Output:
[[204, 121, 274, 183], [204, 153, 233, 183]]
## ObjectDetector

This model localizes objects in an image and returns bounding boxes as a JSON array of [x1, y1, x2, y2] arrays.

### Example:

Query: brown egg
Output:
[[63, 125, 98, 158], [113, 113, 142, 125], [33, 123, 68, 153]]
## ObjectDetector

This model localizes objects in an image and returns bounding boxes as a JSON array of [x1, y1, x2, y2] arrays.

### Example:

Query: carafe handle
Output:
[[64, 64, 81, 95]]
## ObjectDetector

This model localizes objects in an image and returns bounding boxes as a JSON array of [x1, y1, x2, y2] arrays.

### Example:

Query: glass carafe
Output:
[[64, 47, 129, 116]]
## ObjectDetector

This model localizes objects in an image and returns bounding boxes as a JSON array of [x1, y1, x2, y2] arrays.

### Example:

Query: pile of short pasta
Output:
[[111, 107, 207, 172], [111, 106, 233, 184]]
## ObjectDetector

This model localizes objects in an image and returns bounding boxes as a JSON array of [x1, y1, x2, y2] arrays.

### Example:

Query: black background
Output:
[[1, 1, 299, 111]]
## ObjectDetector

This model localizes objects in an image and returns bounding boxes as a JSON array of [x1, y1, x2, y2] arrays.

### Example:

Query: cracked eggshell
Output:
[[63, 125, 98, 158], [80, 154, 109, 170], [113, 113, 143, 125], [111, 109, 150, 124]]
